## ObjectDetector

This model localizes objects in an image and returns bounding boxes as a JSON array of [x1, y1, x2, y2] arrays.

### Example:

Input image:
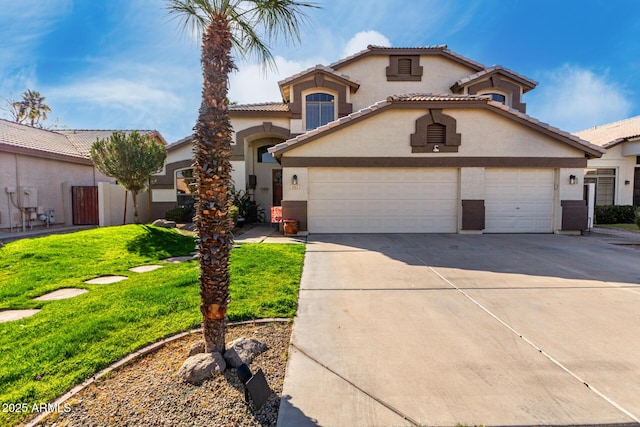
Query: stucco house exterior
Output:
[[0, 118, 166, 231], [153, 45, 604, 233], [575, 115, 640, 206]]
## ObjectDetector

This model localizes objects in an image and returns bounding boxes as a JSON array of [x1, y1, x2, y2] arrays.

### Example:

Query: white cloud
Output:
[[342, 31, 391, 57], [229, 55, 325, 104], [527, 65, 632, 132]]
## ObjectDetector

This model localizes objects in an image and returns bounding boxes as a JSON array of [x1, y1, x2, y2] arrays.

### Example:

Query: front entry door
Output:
[[634, 168, 640, 206], [272, 169, 283, 206]]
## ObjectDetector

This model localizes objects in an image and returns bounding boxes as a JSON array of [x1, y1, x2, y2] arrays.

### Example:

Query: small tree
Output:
[[90, 131, 167, 224]]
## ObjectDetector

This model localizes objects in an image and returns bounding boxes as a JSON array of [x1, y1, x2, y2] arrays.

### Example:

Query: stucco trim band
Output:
[[281, 157, 588, 168]]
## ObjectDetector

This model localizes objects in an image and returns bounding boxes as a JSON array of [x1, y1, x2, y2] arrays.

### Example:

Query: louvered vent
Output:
[[398, 58, 412, 75], [427, 123, 446, 144]]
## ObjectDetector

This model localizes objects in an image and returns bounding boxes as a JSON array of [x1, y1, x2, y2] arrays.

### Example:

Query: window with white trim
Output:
[[305, 93, 334, 130], [176, 168, 196, 207], [584, 168, 615, 205]]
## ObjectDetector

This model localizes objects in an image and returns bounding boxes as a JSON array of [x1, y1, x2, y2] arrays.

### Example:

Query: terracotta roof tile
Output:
[[574, 115, 640, 147], [0, 119, 83, 158], [451, 65, 538, 92], [229, 102, 289, 112], [0, 119, 163, 160], [277, 65, 361, 88], [59, 129, 159, 157], [330, 45, 485, 72]]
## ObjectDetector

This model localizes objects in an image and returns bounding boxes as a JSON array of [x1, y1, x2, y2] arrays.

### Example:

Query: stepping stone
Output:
[[128, 265, 164, 273], [0, 309, 41, 323], [34, 288, 88, 301], [84, 276, 128, 285], [161, 255, 196, 263]]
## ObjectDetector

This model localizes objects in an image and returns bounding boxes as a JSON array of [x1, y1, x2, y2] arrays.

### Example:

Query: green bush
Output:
[[165, 206, 194, 223], [230, 205, 239, 224], [594, 205, 637, 224]]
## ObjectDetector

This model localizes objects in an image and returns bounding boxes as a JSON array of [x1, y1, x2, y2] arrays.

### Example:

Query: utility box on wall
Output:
[[19, 187, 38, 208]]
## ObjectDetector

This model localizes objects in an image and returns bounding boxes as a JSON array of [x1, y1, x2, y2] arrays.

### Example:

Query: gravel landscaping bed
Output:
[[30, 322, 292, 427]]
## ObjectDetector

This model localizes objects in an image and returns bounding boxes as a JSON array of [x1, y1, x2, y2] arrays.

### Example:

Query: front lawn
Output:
[[0, 225, 305, 426], [596, 223, 639, 231]]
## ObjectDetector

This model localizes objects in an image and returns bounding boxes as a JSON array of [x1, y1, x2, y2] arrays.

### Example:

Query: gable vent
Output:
[[427, 123, 446, 144], [398, 58, 412, 75]]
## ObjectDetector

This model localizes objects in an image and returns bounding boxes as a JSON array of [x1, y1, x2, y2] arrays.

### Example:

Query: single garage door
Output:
[[485, 169, 555, 233], [308, 168, 458, 233]]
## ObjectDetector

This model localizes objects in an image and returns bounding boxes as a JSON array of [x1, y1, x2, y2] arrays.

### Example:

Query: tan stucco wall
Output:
[[0, 152, 111, 230], [586, 144, 636, 205], [285, 108, 583, 159], [98, 182, 149, 226], [338, 55, 476, 110]]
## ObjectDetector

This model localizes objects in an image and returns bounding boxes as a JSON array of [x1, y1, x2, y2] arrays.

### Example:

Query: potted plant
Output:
[[283, 218, 298, 235]]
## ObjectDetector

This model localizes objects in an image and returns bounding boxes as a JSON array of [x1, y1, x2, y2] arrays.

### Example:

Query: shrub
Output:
[[165, 206, 194, 223], [230, 205, 239, 224], [594, 205, 637, 224]]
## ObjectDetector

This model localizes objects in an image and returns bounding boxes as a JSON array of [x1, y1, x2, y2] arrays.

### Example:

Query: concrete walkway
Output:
[[278, 232, 640, 426]]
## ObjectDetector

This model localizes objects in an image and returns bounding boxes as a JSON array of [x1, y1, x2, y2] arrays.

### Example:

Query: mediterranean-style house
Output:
[[0, 118, 166, 231], [574, 115, 640, 206], [152, 45, 604, 234]]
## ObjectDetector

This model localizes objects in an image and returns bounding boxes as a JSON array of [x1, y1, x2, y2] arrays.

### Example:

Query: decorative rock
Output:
[[187, 341, 206, 357], [223, 337, 268, 368], [177, 352, 226, 384], [152, 219, 177, 228]]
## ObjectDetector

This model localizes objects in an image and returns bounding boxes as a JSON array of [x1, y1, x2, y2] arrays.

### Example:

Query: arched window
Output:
[[257, 145, 277, 163], [305, 93, 334, 130], [484, 93, 506, 104]]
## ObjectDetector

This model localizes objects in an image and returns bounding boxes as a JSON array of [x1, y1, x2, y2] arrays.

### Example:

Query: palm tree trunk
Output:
[[194, 14, 235, 353]]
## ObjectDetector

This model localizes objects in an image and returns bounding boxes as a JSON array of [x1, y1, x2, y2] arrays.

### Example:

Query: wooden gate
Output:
[[72, 186, 99, 225]]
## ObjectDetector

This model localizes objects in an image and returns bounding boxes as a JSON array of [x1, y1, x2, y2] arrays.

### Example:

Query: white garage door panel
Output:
[[485, 169, 555, 233], [308, 168, 458, 233]]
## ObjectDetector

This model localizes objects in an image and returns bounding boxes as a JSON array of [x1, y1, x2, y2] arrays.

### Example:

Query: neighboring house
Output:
[[153, 45, 604, 233], [0, 118, 166, 231], [574, 115, 640, 206]]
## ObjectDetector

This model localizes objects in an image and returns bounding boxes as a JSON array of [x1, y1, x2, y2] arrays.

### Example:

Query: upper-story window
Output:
[[485, 93, 507, 104], [305, 93, 335, 130], [257, 145, 278, 163]]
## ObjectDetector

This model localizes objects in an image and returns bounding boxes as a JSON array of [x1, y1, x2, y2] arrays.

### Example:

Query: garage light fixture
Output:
[[292, 174, 298, 185], [432, 144, 440, 152], [569, 174, 577, 185]]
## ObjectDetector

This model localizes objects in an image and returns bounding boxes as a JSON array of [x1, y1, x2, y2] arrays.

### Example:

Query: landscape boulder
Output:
[[152, 219, 176, 228], [177, 352, 226, 384], [223, 337, 268, 368], [187, 341, 206, 357]]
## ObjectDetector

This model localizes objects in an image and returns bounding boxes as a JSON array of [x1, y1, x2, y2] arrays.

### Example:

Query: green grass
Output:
[[0, 225, 305, 426], [597, 223, 639, 231]]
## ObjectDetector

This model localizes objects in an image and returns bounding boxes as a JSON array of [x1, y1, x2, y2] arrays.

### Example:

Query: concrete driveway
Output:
[[277, 231, 640, 426]]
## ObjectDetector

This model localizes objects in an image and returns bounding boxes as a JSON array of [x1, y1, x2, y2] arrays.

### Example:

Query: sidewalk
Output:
[[0, 225, 96, 244], [233, 223, 307, 244]]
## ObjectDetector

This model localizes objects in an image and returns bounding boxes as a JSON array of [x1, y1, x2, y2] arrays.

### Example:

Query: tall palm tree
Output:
[[12, 89, 51, 127], [167, 0, 316, 353]]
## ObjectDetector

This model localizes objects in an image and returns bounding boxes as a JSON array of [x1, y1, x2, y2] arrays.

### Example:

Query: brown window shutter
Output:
[[398, 58, 412, 75], [427, 123, 446, 144]]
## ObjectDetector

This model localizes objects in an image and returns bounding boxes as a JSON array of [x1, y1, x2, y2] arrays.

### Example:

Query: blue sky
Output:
[[1, 0, 639, 143]]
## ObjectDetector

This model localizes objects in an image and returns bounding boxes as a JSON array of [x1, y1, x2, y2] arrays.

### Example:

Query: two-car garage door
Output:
[[308, 168, 458, 233], [307, 168, 555, 233]]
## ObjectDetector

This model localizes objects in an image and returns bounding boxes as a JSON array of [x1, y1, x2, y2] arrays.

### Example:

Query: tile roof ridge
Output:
[[575, 114, 640, 133], [0, 117, 66, 136]]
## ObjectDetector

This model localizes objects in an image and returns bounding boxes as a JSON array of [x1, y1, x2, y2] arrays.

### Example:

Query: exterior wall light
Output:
[[432, 145, 440, 152], [569, 174, 577, 185], [291, 174, 298, 185]]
